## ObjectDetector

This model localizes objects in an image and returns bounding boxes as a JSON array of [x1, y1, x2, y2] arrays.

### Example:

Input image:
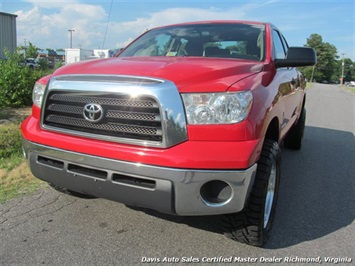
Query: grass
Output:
[[0, 108, 47, 203], [306, 82, 313, 89], [344, 86, 355, 93], [0, 161, 47, 203]]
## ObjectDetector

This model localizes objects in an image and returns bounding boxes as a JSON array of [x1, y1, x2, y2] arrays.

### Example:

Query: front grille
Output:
[[42, 91, 163, 143]]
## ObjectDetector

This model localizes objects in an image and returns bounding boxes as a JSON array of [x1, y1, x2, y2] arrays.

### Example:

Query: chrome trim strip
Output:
[[41, 74, 188, 148]]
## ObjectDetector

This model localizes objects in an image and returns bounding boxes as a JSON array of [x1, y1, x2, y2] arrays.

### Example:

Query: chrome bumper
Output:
[[23, 139, 257, 216]]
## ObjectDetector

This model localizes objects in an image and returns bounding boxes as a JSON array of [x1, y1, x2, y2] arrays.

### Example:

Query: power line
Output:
[[102, 0, 113, 49]]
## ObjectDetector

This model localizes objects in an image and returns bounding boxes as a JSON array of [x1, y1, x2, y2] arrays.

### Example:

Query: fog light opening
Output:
[[200, 180, 232, 207]]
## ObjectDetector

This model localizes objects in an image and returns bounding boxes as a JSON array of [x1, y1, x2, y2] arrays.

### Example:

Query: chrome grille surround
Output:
[[41, 74, 188, 148]]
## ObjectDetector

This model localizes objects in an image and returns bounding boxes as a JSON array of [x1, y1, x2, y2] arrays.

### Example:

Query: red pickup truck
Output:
[[21, 20, 316, 246]]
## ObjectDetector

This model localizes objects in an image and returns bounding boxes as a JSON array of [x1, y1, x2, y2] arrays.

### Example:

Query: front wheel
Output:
[[222, 139, 281, 246]]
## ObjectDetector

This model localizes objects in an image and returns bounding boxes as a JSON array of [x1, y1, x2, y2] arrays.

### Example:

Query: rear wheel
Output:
[[222, 139, 281, 246]]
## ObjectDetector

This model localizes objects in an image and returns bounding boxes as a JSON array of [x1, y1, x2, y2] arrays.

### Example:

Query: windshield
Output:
[[119, 23, 265, 61]]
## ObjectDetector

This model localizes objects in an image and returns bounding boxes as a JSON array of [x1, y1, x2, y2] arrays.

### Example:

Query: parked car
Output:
[[21, 20, 316, 246], [20, 58, 38, 69]]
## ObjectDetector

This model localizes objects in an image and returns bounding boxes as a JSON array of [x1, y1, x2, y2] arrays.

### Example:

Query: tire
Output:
[[222, 139, 281, 246], [48, 183, 96, 199], [284, 108, 306, 150]]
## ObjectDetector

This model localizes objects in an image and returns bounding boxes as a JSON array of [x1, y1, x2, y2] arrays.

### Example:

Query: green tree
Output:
[[331, 58, 354, 83], [26, 42, 40, 58], [341, 58, 355, 82], [0, 49, 52, 107], [300, 34, 338, 82], [17, 42, 40, 58]]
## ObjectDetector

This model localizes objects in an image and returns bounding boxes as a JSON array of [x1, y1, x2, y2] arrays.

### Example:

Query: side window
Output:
[[272, 30, 286, 59], [281, 35, 289, 55]]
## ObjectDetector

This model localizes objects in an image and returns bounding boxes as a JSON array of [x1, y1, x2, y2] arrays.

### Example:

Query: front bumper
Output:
[[23, 139, 257, 216]]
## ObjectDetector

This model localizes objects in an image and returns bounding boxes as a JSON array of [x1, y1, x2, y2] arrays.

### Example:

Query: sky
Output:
[[1, 0, 354, 60]]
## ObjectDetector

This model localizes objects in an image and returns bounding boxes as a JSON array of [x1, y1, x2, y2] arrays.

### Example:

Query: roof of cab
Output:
[[153, 20, 267, 29]]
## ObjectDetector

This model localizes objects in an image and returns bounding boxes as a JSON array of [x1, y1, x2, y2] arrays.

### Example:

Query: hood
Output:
[[53, 57, 263, 92]]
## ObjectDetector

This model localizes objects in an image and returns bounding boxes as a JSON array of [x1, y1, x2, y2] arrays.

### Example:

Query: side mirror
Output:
[[275, 47, 317, 68]]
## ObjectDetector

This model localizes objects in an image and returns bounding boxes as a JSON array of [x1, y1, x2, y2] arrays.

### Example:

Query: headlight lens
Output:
[[181, 91, 253, 124], [32, 82, 46, 108]]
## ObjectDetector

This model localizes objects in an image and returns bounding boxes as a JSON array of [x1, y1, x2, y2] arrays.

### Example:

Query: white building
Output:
[[65, 48, 94, 64], [65, 49, 113, 64]]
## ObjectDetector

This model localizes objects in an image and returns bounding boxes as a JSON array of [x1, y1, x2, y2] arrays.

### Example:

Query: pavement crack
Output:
[[0, 190, 78, 230], [30, 197, 78, 219], [0, 218, 8, 225], [7, 219, 29, 230]]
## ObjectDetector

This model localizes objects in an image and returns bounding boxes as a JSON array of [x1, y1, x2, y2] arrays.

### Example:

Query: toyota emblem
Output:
[[83, 103, 104, 123]]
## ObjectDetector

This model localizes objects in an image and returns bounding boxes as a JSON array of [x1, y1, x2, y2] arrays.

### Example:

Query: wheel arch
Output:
[[264, 117, 280, 143], [302, 93, 306, 109]]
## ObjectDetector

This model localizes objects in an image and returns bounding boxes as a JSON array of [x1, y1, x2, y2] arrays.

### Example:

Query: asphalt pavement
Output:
[[1, 83, 354, 265]]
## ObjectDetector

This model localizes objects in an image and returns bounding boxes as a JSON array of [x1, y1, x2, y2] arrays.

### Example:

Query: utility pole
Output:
[[340, 53, 346, 85], [24, 38, 27, 58], [310, 65, 315, 83], [68, 29, 75, 48]]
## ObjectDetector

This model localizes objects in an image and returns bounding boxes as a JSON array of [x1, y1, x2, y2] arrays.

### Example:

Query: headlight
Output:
[[181, 91, 253, 124], [32, 82, 46, 108]]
